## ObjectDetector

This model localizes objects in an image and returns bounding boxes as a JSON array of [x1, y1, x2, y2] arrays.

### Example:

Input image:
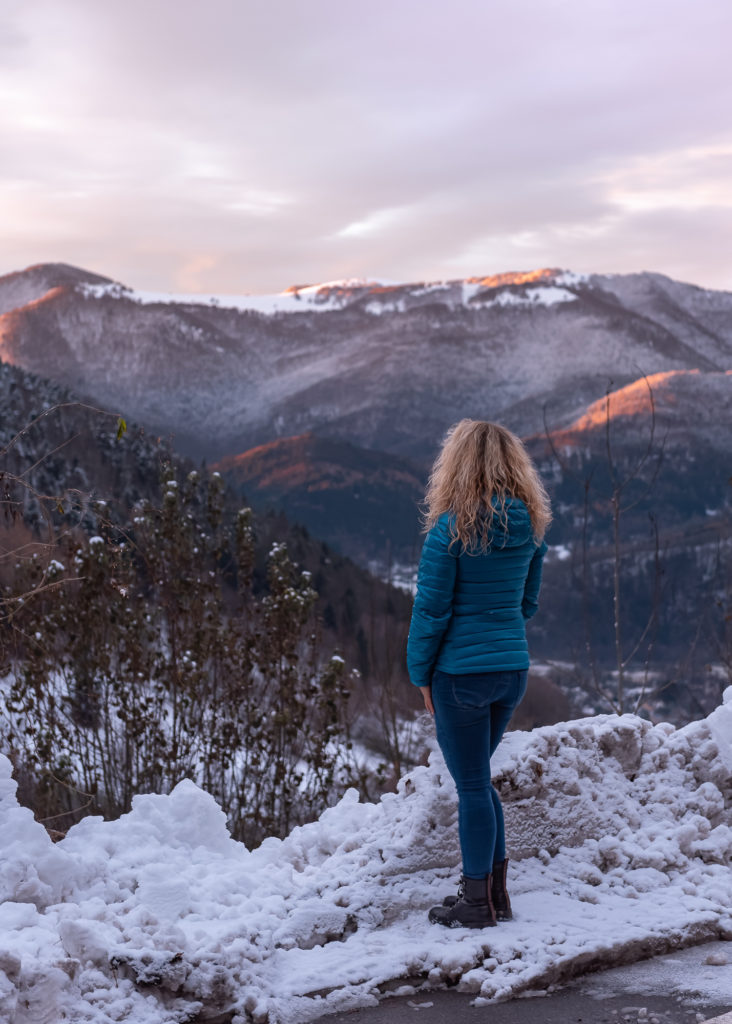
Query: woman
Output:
[[407, 419, 551, 929]]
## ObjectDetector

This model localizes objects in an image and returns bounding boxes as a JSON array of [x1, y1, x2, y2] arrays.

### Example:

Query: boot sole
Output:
[[442, 897, 511, 920], [430, 917, 496, 929], [428, 909, 497, 929]]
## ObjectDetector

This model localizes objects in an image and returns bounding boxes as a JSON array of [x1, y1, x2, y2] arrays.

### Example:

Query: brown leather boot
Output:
[[442, 858, 513, 920], [429, 875, 497, 929], [491, 858, 512, 920]]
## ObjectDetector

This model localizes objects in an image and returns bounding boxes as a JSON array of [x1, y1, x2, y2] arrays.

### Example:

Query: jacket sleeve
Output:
[[521, 540, 548, 620], [407, 517, 457, 688]]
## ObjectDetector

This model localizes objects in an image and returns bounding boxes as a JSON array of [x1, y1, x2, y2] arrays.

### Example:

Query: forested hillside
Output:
[[0, 361, 414, 842]]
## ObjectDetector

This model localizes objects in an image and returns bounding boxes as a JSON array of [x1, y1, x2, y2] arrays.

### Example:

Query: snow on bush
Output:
[[1, 690, 731, 1024]]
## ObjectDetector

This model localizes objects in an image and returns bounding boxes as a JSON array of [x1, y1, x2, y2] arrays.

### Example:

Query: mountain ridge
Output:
[[2, 261, 730, 463]]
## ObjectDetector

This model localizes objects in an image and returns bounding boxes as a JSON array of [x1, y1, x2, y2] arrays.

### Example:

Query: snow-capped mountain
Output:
[[1, 262, 731, 462], [2, 262, 729, 715]]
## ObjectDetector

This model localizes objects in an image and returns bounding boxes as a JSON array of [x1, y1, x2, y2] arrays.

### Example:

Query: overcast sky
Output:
[[2, 0, 732, 294]]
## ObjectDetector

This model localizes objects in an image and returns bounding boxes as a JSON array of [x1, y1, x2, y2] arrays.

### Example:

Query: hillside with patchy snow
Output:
[[1, 263, 731, 461], [2, 689, 730, 1023]]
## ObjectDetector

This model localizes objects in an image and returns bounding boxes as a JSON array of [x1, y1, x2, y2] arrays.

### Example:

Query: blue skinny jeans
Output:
[[432, 668, 528, 880]]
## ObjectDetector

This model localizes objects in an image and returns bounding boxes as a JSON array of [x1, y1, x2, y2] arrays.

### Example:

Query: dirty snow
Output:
[[576, 939, 732, 1008], [1, 690, 730, 1023]]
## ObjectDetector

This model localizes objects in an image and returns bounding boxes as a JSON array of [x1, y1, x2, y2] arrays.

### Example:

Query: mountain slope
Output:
[[0, 262, 113, 317], [539, 368, 732, 452], [1, 264, 731, 462], [213, 432, 425, 565]]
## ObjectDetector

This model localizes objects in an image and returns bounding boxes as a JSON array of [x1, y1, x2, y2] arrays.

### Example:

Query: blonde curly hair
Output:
[[422, 419, 551, 549]]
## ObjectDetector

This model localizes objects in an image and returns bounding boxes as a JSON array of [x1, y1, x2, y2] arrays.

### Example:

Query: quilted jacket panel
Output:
[[407, 498, 547, 687]]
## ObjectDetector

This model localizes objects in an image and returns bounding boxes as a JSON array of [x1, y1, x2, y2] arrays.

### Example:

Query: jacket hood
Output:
[[484, 496, 533, 548], [442, 497, 534, 550]]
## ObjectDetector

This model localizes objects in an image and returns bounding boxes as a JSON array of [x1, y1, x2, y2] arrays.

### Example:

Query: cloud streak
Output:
[[1, 0, 732, 293]]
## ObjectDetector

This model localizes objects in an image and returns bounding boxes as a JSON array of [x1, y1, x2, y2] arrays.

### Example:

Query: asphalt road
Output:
[[323, 987, 730, 1024], [319, 941, 732, 1024]]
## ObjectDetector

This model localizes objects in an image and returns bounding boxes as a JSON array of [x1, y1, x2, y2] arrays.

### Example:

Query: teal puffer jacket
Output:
[[407, 498, 547, 687]]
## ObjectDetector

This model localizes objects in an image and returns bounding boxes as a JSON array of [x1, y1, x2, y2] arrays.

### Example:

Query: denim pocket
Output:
[[447, 669, 528, 710], [450, 672, 506, 709]]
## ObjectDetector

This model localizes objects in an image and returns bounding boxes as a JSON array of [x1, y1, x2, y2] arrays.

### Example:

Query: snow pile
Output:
[[1, 692, 731, 1024]]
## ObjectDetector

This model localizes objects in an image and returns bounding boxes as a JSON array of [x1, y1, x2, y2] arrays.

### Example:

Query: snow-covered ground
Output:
[[77, 279, 374, 314], [1, 690, 730, 1024], [76, 271, 584, 317]]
